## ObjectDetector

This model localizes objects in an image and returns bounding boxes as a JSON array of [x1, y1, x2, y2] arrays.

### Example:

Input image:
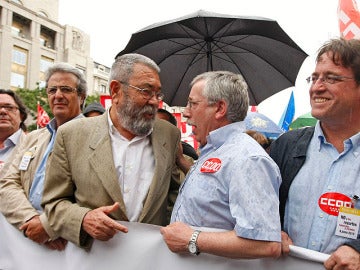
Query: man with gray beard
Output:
[[42, 54, 182, 250]]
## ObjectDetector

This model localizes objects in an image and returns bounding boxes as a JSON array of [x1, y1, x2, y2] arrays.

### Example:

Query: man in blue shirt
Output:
[[0, 62, 87, 250], [161, 71, 282, 258], [0, 89, 27, 172], [270, 38, 360, 270]]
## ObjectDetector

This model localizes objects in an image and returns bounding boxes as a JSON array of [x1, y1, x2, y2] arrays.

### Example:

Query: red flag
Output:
[[250, 106, 258, 112], [172, 112, 182, 128], [37, 103, 50, 128], [338, 0, 360, 39]]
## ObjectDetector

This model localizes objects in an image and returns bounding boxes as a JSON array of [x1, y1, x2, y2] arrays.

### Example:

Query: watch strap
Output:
[[190, 230, 201, 243], [188, 230, 201, 255]]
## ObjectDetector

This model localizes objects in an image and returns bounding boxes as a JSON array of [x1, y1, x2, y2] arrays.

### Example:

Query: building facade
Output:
[[0, 0, 109, 95]]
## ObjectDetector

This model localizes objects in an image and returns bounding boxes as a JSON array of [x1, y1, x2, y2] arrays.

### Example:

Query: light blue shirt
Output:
[[29, 114, 84, 212], [171, 122, 282, 242], [28, 119, 57, 212], [284, 122, 360, 254], [0, 128, 23, 163]]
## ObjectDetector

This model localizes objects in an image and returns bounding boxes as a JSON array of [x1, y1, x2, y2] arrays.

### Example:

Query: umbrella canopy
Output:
[[245, 112, 283, 138], [289, 112, 317, 129], [116, 10, 308, 107]]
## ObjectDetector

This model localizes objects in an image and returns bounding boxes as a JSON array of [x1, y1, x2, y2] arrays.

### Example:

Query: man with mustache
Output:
[[42, 53, 182, 249], [161, 71, 282, 259], [0, 62, 87, 250]]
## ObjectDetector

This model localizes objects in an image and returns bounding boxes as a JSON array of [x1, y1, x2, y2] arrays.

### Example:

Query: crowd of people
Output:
[[0, 37, 359, 269]]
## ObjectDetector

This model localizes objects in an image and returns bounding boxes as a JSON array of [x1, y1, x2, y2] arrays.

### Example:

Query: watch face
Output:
[[188, 242, 198, 254]]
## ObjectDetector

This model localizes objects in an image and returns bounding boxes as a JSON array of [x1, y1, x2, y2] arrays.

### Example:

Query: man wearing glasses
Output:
[[270, 38, 360, 270], [42, 53, 182, 249], [0, 89, 28, 172], [0, 62, 87, 251], [160, 71, 282, 259]]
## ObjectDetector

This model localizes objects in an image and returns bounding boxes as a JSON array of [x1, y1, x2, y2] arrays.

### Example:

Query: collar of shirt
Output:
[[314, 121, 360, 153], [3, 128, 23, 148], [47, 113, 84, 134], [200, 121, 246, 156]]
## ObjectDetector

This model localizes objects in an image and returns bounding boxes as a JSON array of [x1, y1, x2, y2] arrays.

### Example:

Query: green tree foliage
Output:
[[84, 94, 101, 107], [15, 87, 101, 131]]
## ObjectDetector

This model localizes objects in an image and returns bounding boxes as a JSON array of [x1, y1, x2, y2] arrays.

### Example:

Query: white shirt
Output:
[[107, 112, 155, 221]]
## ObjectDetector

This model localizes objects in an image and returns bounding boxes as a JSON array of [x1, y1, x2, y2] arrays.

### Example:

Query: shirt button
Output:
[[328, 186, 333, 190], [312, 241, 316, 246]]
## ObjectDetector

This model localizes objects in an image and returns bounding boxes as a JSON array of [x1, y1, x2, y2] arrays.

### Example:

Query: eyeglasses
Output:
[[186, 100, 203, 109], [306, 74, 354, 85], [46, 85, 78, 95], [186, 100, 214, 109], [0, 105, 19, 112], [119, 81, 164, 101]]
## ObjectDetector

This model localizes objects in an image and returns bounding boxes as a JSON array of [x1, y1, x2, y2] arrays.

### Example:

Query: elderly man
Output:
[[0, 62, 87, 250], [161, 71, 282, 259], [270, 38, 360, 270], [42, 54, 181, 249], [0, 89, 27, 171]]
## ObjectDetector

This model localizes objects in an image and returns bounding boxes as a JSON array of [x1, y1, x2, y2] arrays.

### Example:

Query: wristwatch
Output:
[[188, 230, 201, 255]]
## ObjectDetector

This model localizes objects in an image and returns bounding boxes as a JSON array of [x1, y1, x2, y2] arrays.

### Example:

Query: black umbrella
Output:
[[116, 10, 308, 106]]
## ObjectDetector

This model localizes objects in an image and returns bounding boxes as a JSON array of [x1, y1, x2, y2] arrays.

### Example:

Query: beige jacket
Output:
[[42, 113, 181, 248], [0, 126, 56, 237]]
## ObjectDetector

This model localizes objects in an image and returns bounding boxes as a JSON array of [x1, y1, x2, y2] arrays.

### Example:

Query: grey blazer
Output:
[[42, 113, 181, 248]]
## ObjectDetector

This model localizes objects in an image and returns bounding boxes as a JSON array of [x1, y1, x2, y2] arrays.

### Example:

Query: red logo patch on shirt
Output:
[[200, 158, 222, 173], [318, 192, 353, 216]]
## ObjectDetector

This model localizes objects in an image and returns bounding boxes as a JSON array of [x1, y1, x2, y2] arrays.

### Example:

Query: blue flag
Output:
[[278, 91, 295, 132]]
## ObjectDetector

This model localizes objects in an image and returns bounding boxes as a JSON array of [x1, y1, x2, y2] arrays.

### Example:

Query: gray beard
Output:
[[117, 95, 156, 136]]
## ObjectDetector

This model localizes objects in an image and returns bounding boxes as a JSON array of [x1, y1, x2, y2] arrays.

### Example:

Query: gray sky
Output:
[[58, 0, 341, 122]]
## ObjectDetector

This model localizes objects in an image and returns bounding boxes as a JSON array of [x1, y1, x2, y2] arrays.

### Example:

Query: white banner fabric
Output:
[[0, 213, 327, 270]]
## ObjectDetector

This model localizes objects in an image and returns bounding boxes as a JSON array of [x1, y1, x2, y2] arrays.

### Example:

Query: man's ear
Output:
[[214, 100, 227, 120], [109, 80, 121, 99]]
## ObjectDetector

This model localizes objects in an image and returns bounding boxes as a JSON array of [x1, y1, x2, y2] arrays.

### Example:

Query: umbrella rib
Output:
[[212, 35, 300, 84]]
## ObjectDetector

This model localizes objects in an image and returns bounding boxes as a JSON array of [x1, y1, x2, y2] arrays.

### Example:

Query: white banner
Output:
[[0, 213, 327, 270]]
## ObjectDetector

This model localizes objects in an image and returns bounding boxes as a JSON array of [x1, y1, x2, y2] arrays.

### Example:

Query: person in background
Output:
[[156, 108, 197, 222], [0, 89, 28, 172], [157, 108, 198, 160], [42, 53, 181, 250], [161, 71, 282, 259], [0, 62, 87, 250], [83, 101, 105, 117], [270, 38, 360, 270], [245, 130, 271, 150]]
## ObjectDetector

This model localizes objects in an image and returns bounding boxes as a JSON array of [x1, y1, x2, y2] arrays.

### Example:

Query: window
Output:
[[10, 73, 24, 88], [12, 48, 27, 65], [39, 56, 54, 88], [11, 46, 28, 89], [100, 84, 107, 93], [12, 13, 30, 39], [40, 56, 53, 72], [40, 26, 55, 49]]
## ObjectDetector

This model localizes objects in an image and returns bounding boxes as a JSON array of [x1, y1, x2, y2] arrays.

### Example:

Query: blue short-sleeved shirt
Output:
[[171, 122, 282, 242]]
